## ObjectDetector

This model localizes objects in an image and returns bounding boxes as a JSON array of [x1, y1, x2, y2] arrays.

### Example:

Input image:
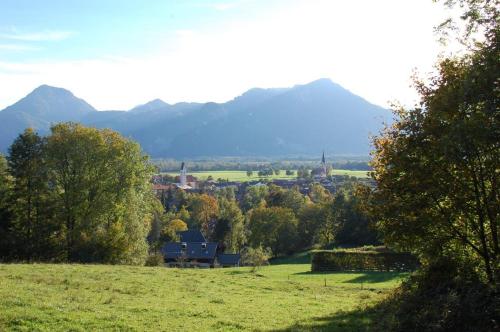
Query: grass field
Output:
[[0, 259, 405, 331], [166, 169, 369, 182]]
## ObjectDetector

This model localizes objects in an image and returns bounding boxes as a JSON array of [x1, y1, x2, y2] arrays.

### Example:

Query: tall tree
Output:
[[0, 154, 14, 259], [371, 15, 499, 283], [7, 129, 57, 260], [214, 198, 245, 252]]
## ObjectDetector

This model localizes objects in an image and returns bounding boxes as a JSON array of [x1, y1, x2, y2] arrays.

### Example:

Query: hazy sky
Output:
[[0, 0, 455, 110]]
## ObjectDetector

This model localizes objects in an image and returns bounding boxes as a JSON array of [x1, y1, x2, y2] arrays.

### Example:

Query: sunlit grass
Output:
[[165, 169, 369, 182], [0, 262, 404, 331]]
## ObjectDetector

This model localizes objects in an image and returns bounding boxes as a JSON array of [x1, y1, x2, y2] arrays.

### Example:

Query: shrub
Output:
[[372, 257, 499, 331], [145, 253, 165, 267], [241, 246, 271, 271]]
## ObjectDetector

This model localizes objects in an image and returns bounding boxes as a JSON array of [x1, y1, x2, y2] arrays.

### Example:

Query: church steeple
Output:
[[321, 151, 326, 165], [180, 162, 187, 187]]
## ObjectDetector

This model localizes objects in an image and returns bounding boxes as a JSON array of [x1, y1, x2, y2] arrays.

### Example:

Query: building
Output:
[[313, 151, 329, 180], [162, 230, 241, 268], [176, 162, 197, 189]]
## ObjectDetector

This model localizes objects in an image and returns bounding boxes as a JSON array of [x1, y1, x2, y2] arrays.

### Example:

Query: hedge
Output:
[[311, 249, 419, 272]]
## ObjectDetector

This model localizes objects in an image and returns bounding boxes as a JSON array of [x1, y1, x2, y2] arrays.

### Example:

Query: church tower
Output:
[[180, 162, 187, 187]]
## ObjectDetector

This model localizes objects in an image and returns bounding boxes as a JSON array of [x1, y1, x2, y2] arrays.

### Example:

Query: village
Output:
[[150, 154, 375, 269]]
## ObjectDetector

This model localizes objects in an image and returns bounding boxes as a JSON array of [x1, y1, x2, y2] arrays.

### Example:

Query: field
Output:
[[0, 259, 405, 331], [166, 169, 370, 182]]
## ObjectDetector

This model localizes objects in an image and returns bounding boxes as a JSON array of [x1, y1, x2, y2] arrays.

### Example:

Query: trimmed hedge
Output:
[[311, 249, 419, 272]]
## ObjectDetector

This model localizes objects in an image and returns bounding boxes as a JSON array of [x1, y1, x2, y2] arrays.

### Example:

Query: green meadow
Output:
[[166, 169, 369, 182], [0, 260, 405, 331]]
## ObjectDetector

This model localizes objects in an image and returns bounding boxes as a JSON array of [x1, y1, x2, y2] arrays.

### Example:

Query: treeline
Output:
[[149, 180, 379, 257], [152, 159, 371, 172], [0, 124, 159, 264]]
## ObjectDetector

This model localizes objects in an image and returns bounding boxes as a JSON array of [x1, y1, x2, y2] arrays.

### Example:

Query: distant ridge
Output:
[[0, 79, 390, 156]]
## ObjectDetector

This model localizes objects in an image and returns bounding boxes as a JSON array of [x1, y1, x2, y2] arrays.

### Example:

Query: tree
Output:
[[241, 246, 271, 271], [308, 183, 332, 204], [7, 129, 58, 260], [45, 123, 157, 264], [247, 206, 298, 256], [214, 198, 245, 252], [298, 202, 329, 248], [160, 218, 188, 243], [188, 193, 219, 237], [246, 170, 253, 177], [0, 154, 14, 259], [266, 185, 307, 215], [333, 188, 380, 247], [297, 167, 311, 179], [371, 15, 499, 283], [242, 185, 268, 211]]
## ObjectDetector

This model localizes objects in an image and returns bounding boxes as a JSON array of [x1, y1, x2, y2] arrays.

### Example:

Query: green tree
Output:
[[298, 202, 329, 248], [371, 16, 499, 283], [241, 245, 271, 271], [242, 185, 268, 211], [266, 185, 307, 215], [247, 206, 298, 256], [45, 123, 156, 264], [214, 198, 245, 252], [0, 154, 14, 259], [246, 170, 253, 177], [7, 129, 58, 260]]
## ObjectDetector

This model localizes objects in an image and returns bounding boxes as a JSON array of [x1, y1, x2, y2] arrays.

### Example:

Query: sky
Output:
[[0, 0, 457, 110]]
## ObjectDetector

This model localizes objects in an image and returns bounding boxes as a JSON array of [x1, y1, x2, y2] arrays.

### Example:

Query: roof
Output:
[[152, 184, 172, 190], [176, 184, 192, 190], [179, 230, 206, 243], [162, 242, 218, 260], [217, 254, 241, 266], [175, 175, 198, 182]]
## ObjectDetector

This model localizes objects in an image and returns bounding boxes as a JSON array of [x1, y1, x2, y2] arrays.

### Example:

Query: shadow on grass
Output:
[[224, 270, 247, 275], [343, 272, 405, 284], [270, 251, 311, 265], [270, 306, 382, 332], [293, 271, 405, 283]]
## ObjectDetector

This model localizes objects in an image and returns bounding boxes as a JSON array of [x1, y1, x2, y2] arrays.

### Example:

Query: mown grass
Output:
[[0, 262, 405, 331], [166, 169, 369, 182]]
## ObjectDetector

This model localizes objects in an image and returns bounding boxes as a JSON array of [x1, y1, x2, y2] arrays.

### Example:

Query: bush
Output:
[[241, 246, 271, 271], [145, 253, 165, 267], [372, 257, 499, 331], [311, 249, 419, 272]]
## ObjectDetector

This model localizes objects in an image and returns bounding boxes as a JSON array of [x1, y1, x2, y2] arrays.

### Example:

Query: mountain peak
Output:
[[31, 84, 74, 96], [130, 99, 170, 112], [1, 84, 96, 121]]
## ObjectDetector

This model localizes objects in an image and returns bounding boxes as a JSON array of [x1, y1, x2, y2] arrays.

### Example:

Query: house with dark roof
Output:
[[161, 230, 241, 268]]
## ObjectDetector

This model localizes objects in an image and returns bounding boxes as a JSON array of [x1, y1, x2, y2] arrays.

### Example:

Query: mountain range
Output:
[[0, 79, 391, 157]]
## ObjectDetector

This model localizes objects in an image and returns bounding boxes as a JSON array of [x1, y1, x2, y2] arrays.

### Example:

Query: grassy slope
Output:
[[0, 263, 404, 331], [165, 169, 369, 182]]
